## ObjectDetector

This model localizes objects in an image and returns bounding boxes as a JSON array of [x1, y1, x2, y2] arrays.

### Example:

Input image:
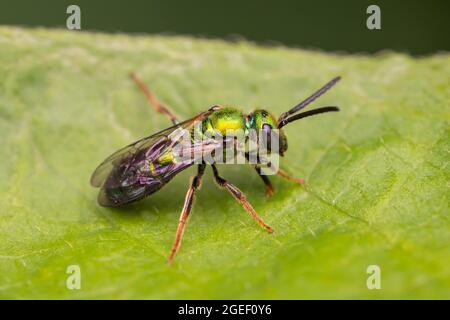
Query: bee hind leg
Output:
[[129, 72, 179, 125], [167, 164, 206, 264]]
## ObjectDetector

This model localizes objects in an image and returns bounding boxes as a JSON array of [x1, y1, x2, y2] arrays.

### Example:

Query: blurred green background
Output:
[[0, 0, 448, 55]]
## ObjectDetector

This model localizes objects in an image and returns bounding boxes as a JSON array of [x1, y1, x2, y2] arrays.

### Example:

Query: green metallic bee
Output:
[[91, 73, 341, 263]]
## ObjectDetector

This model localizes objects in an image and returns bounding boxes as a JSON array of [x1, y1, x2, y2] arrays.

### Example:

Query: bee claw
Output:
[[265, 186, 274, 198]]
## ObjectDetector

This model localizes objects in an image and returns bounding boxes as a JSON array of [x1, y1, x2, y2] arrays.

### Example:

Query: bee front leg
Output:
[[254, 167, 274, 197], [167, 164, 206, 264]]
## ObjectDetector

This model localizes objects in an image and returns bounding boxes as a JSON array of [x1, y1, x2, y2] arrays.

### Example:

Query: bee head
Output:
[[247, 109, 288, 155]]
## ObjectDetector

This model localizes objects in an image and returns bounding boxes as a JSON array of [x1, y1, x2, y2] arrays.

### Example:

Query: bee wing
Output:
[[90, 132, 169, 188], [90, 107, 218, 188]]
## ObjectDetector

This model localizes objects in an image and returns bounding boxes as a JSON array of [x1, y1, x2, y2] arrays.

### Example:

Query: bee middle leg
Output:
[[168, 164, 206, 264], [129, 72, 179, 125], [211, 165, 273, 233]]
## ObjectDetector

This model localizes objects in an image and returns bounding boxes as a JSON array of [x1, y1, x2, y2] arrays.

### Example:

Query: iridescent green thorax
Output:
[[202, 106, 247, 136]]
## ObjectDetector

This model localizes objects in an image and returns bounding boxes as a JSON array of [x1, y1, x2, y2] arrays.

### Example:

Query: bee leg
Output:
[[254, 167, 274, 197], [277, 168, 305, 185], [168, 164, 206, 264], [129, 72, 179, 125], [212, 165, 273, 233]]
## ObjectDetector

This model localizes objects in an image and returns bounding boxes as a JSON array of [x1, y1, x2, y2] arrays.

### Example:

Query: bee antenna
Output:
[[278, 76, 341, 126], [277, 106, 339, 129]]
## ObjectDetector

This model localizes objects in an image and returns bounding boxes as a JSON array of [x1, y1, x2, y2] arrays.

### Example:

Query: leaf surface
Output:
[[0, 27, 448, 299]]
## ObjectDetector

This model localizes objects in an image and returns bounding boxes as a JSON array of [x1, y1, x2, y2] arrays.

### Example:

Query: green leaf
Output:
[[0, 27, 448, 299]]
